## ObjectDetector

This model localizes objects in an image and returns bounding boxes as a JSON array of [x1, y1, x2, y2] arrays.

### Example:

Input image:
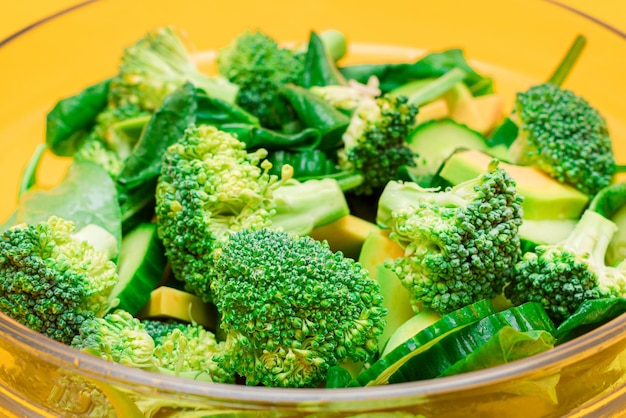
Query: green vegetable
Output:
[[71, 310, 234, 382], [341, 94, 419, 196], [211, 228, 386, 388], [348, 299, 495, 387], [216, 29, 303, 128], [377, 160, 523, 314], [589, 182, 626, 266], [111, 223, 167, 314], [17, 144, 47, 198], [403, 118, 488, 186], [15, 161, 122, 252], [555, 298, 626, 344], [0, 216, 119, 344], [110, 26, 237, 112], [340, 48, 493, 96], [388, 303, 555, 383], [505, 83, 615, 197], [155, 124, 349, 302], [506, 209, 626, 323], [46, 78, 112, 157], [301, 31, 347, 88]]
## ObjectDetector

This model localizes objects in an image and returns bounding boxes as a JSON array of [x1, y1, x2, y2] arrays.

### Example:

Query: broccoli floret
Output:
[[155, 124, 349, 302], [377, 160, 524, 314], [74, 137, 124, 178], [152, 321, 234, 383], [341, 94, 419, 196], [211, 228, 386, 388], [72, 311, 234, 383], [71, 310, 155, 368], [0, 217, 119, 344], [507, 83, 615, 197], [109, 26, 238, 112], [506, 209, 626, 323], [216, 29, 304, 128]]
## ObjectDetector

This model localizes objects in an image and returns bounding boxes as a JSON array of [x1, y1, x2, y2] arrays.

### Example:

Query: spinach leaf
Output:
[[195, 90, 260, 126], [220, 124, 321, 151], [15, 161, 122, 251], [301, 31, 346, 88], [339, 49, 493, 96], [555, 298, 626, 344], [117, 83, 197, 189], [46, 78, 112, 156], [280, 84, 350, 150]]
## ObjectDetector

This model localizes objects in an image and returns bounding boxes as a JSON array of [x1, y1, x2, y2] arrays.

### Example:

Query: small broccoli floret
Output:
[[507, 83, 615, 197], [216, 29, 304, 128], [506, 209, 626, 323], [377, 160, 524, 314], [156, 124, 350, 303], [109, 26, 238, 112], [72, 311, 234, 383], [0, 217, 119, 344], [74, 137, 124, 178], [71, 310, 155, 368], [152, 322, 234, 383], [341, 94, 419, 195], [211, 228, 386, 388]]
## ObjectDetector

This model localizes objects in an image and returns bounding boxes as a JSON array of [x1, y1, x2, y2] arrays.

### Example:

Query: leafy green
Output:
[[555, 298, 626, 344], [301, 31, 347, 88], [46, 78, 113, 156], [15, 161, 122, 252], [339, 49, 493, 96]]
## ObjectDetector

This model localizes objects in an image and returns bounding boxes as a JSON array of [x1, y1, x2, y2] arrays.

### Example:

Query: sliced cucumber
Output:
[[381, 308, 441, 357], [110, 223, 167, 314], [388, 302, 555, 383], [348, 299, 495, 387], [405, 118, 488, 184]]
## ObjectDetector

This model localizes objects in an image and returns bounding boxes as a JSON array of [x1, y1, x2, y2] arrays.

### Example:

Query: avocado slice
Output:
[[439, 149, 589, 220]]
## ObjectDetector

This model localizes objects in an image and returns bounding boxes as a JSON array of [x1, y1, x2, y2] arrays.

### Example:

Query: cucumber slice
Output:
[[404, 119, 488, 185], [388, 302, 555, 383], [348, 299, 495, 387], [110, 223, 167, 314]]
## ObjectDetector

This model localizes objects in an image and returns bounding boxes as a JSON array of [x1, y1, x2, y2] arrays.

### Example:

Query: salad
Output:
[[1, 24, 625, 410]]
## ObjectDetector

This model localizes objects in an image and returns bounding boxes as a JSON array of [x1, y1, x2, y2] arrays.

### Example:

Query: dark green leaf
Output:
[[220, 124, 321, 151], [301, 31, 347, 88], [46, 78, 113, 156], [195, 90, 260, 126], [555, 298, 626, 344], [339, 49, 493, 96], [117, 83, 197, 189], [279, 84, 350, 150]]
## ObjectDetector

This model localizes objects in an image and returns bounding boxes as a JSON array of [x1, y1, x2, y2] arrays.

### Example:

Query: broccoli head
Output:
[[73, 311, 234, 382], [156, 124, 350, 303], [507, 83, 615, 197], [109, 26, 238, 112], [377, 160, 524, 314], [155, 124, 284, 302], [216, 29, 304, 128], [341, 94, 419, 195], [506, 209, 626, 323], [211, 228, 386, 388], [0, 217, 119, 344]]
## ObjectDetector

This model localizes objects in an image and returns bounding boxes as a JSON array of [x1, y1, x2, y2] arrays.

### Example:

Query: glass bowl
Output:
[[1, 0, 626, 416]]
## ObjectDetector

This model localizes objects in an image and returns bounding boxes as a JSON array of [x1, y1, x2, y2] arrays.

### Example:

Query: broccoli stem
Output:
[[271, 178, 350, 236], [406, 68, 467, 107], [546, 34, 587, 87], [564, 210, 617, 265], [18, 144, 47, 198], [71, 224, 119, 259]]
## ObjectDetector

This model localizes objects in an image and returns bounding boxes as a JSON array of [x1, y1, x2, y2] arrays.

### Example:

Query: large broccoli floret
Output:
[[211, 228, 386, 388], [507, 83, 615, 197], [377, 160, 524, 315], [506, 209, 626, 323], [341, 94, 419, 196], [0, 217, 119, 344], [216, 29, 304, 128], [155, 124, 349, 303], [72, 310, 234, 383], [109, 26, 238, 112]]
